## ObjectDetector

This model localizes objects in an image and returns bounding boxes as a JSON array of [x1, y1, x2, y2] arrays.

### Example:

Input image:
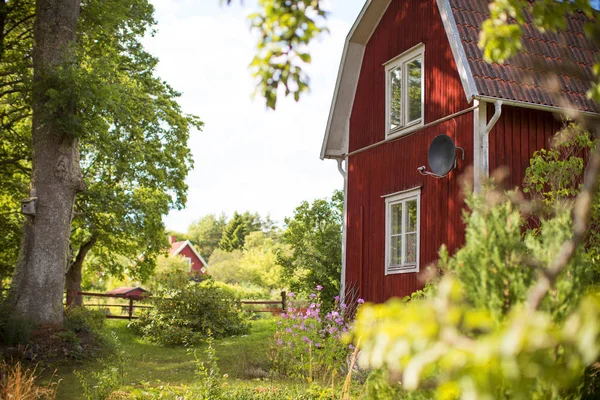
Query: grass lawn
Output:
[[53, 316, 279, 399]]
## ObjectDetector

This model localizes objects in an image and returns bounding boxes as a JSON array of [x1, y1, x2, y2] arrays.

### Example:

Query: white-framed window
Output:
[[185, 257, 192, 271], [385, 188, 420, 274], [384, 43, 424, 137]]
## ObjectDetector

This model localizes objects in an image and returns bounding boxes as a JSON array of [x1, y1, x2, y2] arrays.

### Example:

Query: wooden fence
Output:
[[240, 291, 287, 314], [69, 291, 288, 320], [70, 291, 152, 320]]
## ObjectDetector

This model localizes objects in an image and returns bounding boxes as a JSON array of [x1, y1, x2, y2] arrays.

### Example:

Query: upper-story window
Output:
[[385, 44, 424, 136]]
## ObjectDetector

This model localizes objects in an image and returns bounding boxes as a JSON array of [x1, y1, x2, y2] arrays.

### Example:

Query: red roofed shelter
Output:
[[105, 286, 150, 300]]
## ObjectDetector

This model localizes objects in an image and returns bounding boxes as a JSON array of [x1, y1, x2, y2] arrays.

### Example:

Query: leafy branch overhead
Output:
[[480, 0, 600, 102], [225, 0, 328, 109]]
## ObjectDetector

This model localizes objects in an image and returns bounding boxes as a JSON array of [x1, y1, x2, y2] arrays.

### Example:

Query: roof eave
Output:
[[436, 0, 478, 103], [321, 0, 392, 160], [474, 95, 600, 118]]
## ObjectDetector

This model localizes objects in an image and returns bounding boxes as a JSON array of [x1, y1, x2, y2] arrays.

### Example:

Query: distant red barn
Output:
[[321, 0, 599, 303], [169, 236, 209, 275]]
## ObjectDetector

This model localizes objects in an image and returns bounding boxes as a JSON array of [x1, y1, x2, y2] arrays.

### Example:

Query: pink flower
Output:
[[334, 296, 340, 302], [357, 298, 365, 304], [309, 293, 317, 299], [316, 285, 323, 291], [288, 292, 295, 298]]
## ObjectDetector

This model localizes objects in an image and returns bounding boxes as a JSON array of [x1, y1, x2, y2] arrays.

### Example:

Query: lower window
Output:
[[385, 188, 420, 274]]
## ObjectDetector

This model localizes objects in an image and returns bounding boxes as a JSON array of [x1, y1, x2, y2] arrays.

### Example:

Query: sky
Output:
[[143, 0, 366, 233]]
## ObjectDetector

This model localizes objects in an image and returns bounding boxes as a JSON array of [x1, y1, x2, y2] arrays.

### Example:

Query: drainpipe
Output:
[[474, 100, 502, 192], [336, 157, 348, 302]]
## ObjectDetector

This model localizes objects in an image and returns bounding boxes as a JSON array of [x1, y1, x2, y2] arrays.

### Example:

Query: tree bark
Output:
[[9, 0, 82, 325], [65, 236, 96, 308]]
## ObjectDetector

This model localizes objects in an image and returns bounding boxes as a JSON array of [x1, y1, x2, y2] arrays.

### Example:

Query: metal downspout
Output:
[[336, 158, 348, 302], [475, 100, 502, 192]]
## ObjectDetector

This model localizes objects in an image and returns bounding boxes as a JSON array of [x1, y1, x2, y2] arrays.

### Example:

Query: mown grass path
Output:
[[54, 317, 278, 399]]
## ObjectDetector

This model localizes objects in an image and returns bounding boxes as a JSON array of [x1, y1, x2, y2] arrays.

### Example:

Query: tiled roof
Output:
[[169, 241, 186, 256], [450, 0, 599, 113]]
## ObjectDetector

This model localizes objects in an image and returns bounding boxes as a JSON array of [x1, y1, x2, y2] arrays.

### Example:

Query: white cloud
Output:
[[146, 0, 364, 231]]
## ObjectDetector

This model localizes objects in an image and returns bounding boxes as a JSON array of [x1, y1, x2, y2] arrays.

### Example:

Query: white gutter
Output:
[[474, 95, 599, 119], [335, 157, 348, 302]]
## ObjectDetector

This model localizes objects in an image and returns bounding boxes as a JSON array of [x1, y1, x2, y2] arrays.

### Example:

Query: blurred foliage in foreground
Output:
[[354, 126, 600, 399]]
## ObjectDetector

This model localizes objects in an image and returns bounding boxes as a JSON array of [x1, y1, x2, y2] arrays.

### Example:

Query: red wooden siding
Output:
[[344, 1, 565, 304], [346, 0, 472, 303], [177, 245, 206, 274], [488, 104, 563, 189], [346, 114, 473, 303], [349, 0, 471, 153]]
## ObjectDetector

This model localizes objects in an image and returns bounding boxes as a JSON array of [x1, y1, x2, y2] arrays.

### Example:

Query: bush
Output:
[[131, 279, 249, 345], [64, 307, 106, 333], [0, 307, 35, 345], [75, 333, 125, 400], [212, 281, 270, 300], [270, 286, 362, 382]]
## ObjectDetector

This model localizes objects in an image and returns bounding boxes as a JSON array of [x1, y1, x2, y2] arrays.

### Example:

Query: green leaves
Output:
[[355, 276, 600, 399], [277, 190, 342, 305], [480, 0, 600, 103], [246, 0, 328, 109]]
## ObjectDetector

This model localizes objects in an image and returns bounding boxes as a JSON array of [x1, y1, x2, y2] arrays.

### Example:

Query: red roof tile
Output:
[[169, 241, 187, 256], [450, 0, 599, 113]]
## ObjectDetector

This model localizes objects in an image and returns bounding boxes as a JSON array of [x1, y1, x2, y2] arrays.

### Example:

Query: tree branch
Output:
[[526, 123, 600, 311], [4, 14, 35, 39]]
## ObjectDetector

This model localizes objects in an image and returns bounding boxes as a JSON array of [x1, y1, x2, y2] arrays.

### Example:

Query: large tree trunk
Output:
[[9, 0, 82, 325], [65, 236, 96, 308]]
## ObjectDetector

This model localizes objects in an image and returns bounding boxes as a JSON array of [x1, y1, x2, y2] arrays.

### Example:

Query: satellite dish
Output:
[[428, 134, 457, 177]]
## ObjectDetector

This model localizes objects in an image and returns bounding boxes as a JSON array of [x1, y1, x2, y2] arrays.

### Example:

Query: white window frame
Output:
[[384, 43, 425, 138], [185, 257, 192, 272], [384, 188, 421, 275]]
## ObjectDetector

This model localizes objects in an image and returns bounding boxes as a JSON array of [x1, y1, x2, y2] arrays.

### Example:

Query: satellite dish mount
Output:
[[418, 134, 464, 178]]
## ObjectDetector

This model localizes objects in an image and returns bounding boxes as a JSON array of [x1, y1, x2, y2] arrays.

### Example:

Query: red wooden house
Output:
[[169, 236, 209, 275], [320, 0, 599, 303]]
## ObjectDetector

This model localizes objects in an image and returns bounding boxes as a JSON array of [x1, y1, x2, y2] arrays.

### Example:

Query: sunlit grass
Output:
[[53, 316, 278, 399]]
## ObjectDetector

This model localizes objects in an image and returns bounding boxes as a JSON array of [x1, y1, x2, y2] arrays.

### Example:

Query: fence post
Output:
[[129, 297, 134, 320], [281, 291, 287, 313]]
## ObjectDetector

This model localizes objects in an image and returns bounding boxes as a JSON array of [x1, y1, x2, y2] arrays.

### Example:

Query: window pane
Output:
[[390, 66, 402, 130], [391, 203, 402, 235], [390, 236, 402, 266], [406, 199, 417, 232], [406, 233, 417, 264], [407, 58, 422, 123]]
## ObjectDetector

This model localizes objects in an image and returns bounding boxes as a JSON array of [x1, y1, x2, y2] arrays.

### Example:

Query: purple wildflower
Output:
[[316, 285, 323, 291], [357, 298, 365, 304]]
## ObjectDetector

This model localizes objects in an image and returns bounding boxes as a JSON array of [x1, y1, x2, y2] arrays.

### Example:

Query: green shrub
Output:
[[64, 307, 106, 333], [212, 281, 270, 300], [75, 333, 125, 400], [271, 287, 359, 383], [131, 279, 249, 346], [0, 306, 35, 345]]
